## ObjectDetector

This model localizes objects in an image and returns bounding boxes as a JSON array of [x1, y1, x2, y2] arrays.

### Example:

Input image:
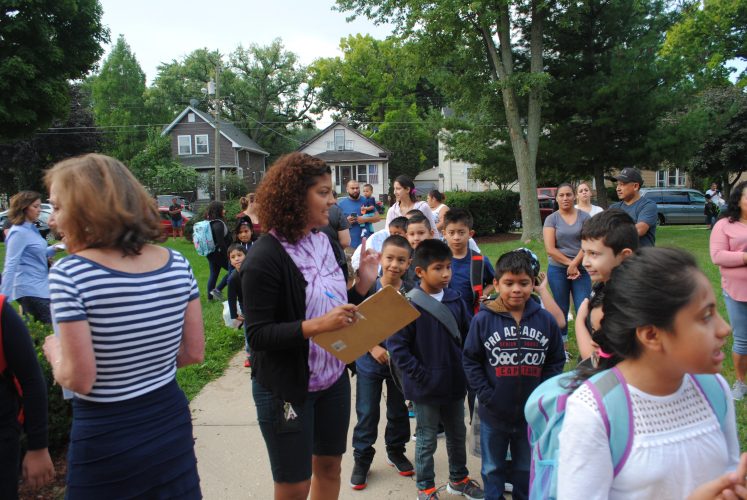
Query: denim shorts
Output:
[[252, 372, 351, 483], [724, 291, 747, 355]]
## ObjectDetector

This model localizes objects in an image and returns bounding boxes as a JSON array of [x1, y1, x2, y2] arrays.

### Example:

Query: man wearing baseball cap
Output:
[[608, 167, 657, 246]]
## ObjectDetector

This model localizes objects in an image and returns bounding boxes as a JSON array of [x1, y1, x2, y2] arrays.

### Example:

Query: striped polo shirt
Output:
[[49, 249, 200, 402]]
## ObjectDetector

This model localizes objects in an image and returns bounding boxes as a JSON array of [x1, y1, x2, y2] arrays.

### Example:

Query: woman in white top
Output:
[[427, 189, 449, 234], [385, 175, 440, 238], [557, 247, 746, 500], [575, 181, 604, 216]]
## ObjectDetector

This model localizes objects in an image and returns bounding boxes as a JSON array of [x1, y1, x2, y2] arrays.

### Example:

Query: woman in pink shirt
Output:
[[710, 180, 747, 400]]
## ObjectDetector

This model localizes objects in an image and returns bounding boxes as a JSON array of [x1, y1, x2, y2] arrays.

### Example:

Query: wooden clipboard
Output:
[[313, 285, 420, 364]]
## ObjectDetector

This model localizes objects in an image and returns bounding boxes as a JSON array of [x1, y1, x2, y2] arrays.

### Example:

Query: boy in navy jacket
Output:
[[462, 250, 565, 500], [387, 240, 484, 500]]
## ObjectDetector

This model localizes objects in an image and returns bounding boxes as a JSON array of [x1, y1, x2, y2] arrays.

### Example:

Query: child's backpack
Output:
[[469, 250, 484, 315], [524, 366, 728, 500], [0, 294, 25, 425], [193, 220, 216, 257]]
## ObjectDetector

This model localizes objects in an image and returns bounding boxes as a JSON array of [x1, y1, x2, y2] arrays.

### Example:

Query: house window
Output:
[[357, 164, 368, 184], [668, 168, 686, 187], [656, 168, 686, 187], [188, 113, 195, 123], [368, 164, 378, 185], [177, 135, 191, 155], [195, 135, 209, 154], [334, 130, 345, 151]]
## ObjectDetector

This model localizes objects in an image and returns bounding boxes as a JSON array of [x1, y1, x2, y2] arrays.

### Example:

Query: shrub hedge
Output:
[[25, 319, 72, 454], [444, 190, 520, 235]]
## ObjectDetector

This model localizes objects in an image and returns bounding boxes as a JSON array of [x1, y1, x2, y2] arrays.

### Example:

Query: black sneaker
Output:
[[386, 452, 414, 476], [350, 461, 369, 490]]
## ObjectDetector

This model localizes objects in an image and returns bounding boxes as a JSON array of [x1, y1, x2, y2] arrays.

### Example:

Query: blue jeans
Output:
[[724, 291, 747, 355], [480, 419, 530, 500], [351, 373, 410, 466], [206, 252, 229, 294], [547, 264, 592, 341], [413, 399, 469, 490]]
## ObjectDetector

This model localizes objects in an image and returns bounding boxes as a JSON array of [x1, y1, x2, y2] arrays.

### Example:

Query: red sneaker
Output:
[[244, 358, 251, 368]]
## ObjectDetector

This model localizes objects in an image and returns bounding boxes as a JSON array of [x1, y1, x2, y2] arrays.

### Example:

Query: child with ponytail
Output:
[[558, 247, 746, 499]]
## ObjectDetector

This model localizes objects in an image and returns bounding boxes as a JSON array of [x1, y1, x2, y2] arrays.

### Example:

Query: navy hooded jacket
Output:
[[462, 296, 564, 426], [386, 287, 472, 405]]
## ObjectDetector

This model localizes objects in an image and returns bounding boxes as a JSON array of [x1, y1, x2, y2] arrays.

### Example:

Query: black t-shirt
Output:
[[169, 204, 182, 221]]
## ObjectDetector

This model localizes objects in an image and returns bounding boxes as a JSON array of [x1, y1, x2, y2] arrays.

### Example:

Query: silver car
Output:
[[639, 188, 707, 225]]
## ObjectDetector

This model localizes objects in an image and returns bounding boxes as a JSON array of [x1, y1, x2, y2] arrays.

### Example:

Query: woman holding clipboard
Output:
[[242, 152, 378, 500]]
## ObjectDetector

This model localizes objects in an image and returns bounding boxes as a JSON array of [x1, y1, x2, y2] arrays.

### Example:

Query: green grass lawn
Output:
[[477, 224, 747, 443]]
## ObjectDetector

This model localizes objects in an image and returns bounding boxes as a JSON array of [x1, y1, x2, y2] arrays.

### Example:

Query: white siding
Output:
[[302, 126, 383, 157]]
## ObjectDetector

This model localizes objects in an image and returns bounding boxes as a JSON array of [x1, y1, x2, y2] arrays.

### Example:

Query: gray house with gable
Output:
[[161, 106, 269, 200]]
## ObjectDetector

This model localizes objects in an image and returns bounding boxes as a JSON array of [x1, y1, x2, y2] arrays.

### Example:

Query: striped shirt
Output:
[[49, 249, 200, 402]]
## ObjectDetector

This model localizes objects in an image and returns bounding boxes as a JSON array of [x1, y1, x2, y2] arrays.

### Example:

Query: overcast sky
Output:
[[99, 0, 395, 84]]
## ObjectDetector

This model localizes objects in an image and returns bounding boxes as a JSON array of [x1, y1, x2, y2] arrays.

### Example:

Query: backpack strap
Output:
[[469, 250, 484, 315], [406, 288, 462, 345], [583, 367, 634, 477], [690, 373, 728, 434]]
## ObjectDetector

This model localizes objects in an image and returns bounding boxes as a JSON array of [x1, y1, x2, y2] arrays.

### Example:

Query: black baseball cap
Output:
[[609, 167, 643, 185]]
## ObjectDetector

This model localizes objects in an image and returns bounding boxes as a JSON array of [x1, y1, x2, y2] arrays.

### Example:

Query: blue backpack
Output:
[[192, 220, 216, 257], [524, 367, 728, 500]]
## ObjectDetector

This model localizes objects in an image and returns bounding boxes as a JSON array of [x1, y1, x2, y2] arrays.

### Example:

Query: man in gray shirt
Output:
[[608, 167, 657, 247]]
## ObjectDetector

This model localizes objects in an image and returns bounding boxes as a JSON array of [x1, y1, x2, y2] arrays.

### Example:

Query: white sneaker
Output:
[[731, 380, 747, 400]]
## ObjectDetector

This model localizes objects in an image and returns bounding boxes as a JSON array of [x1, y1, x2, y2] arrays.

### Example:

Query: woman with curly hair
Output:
[[243, 152, 379, 500], [0, 191, 56, 323], [42, 154, 204, 498]]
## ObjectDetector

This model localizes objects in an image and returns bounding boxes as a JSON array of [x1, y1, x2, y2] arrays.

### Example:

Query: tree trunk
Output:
[[594, 165, 608, 207], [479, 7, 544, 241]]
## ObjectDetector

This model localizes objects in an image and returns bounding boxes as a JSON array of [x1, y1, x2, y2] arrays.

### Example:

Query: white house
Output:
[[297, 122, 390, 199]]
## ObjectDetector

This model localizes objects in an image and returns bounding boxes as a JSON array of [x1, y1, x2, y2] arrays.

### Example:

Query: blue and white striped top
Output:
[[49, 249, 200, 402]]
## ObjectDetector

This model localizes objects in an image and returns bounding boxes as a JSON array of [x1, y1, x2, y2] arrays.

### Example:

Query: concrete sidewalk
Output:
[[190, 351, 484, 499]]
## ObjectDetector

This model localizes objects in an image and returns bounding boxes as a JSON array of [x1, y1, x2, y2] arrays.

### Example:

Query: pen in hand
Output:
[[324, 291, 366, 321]]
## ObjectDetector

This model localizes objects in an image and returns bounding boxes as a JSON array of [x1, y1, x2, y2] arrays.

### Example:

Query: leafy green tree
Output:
[[658, 86, 747, 194], [0, 84, 101, 194], [0, 0, 108, 140], [540, 0, 676, 206], [228, 39, 314, 156], [129, 130, 203, 194], [336, 0, 548, 240], [310, 35, 441, 182], [89, 35, 149, 163], [151, 41, 312, 158], [661, 0, 746, 85]]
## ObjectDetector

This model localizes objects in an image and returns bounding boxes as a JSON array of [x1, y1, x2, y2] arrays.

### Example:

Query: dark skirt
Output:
[[66, 380, 201, 500]]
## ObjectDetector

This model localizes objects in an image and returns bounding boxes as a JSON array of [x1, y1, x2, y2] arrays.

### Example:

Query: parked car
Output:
[[0, 208, 55, 243], [537, 187, 558, 199], [639, 187, 707, 225], [158, 207, 193, 236], [515, 194, 556, 228], [156, 195, 192, 211]]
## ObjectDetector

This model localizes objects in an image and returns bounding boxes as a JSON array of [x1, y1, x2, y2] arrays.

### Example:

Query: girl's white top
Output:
[[558, 373, 739, 500], [575, 203, 604, 216]]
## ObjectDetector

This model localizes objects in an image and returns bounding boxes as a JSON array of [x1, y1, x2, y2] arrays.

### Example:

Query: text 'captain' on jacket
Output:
[[462, 296, 565, 427]]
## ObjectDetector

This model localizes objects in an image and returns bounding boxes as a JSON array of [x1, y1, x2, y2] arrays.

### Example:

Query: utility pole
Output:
[[210, 65, 222, 201]]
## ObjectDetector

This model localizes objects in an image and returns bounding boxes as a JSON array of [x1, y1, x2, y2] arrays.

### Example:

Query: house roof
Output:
[[161, 106, 269, 156], [297, 121, 391, 156], [312, 151, 386, 163], [415, 166, 439, 182]]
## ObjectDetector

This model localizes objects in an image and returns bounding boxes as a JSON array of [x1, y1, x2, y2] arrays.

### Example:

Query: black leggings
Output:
[[17, 296, 52, 324], [0, 433, 20, 500]]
